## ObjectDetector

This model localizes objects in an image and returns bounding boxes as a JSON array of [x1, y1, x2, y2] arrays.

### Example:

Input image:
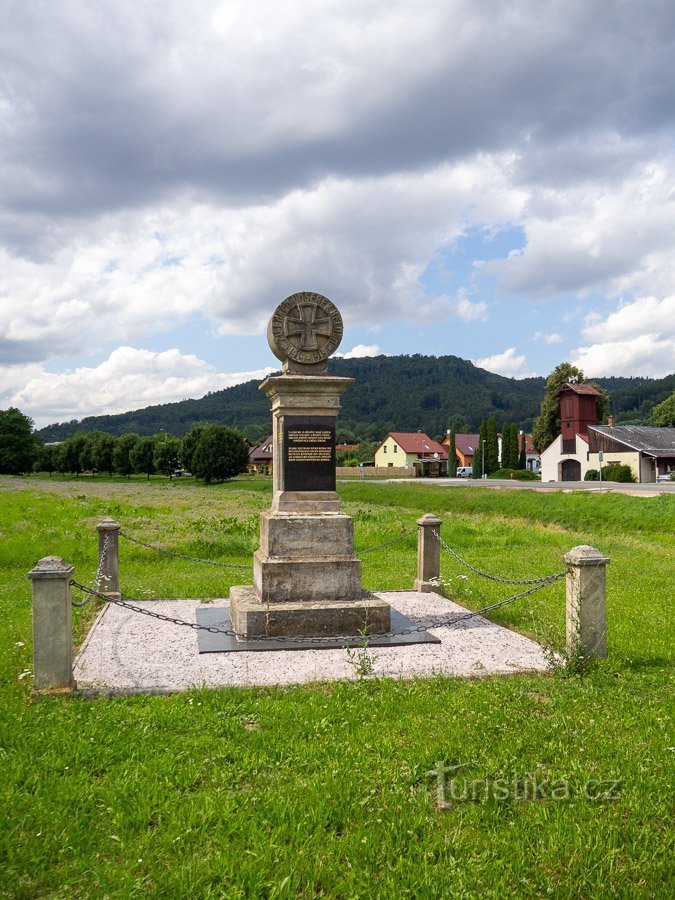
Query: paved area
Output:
[[347, 477, 675, 495], [73, 591, 550, 693]]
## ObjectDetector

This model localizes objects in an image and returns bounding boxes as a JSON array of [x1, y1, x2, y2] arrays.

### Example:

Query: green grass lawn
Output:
[[1, 475, 673, 897]]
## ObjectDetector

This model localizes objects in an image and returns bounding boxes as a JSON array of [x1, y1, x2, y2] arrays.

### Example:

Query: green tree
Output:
[[518, 430, 527, 469], [113, 433, 140, 477], [37, 442, 58, 475], [181, 425, 206, 473], [447, 426, 457, 477], [191, 425, 249, 484], [58, 432, 88, 477], [532, 362, 609, 452], [353, 440, 378, 463], [78, 433, 96, 474], [241, 423, 269, 445], [154, 435, 181, 478], [507, 423, 520, 469], [650, 392, 675, 427], [0, 407, 39, 474], [90, 432, 117, 476], [500, 422, 512, 471], [485, 416, 499, 474], [130, 437, 156, 480], [473, 421, 487, 478]]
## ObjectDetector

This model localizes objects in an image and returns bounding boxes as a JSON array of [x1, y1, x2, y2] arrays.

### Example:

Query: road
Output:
[[357, 477, 675, 495]]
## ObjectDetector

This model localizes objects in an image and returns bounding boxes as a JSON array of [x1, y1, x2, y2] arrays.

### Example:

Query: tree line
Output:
[[38, 352, 675, 444], [3, 369, 674, 480], [0, 409, 249, 483]]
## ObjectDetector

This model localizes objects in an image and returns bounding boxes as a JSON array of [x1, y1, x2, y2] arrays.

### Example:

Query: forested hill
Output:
[[37, 354, 675, 442]]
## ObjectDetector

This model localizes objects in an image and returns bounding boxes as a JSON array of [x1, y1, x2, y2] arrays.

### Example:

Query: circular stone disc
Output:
[[267, 292, 343, 366]]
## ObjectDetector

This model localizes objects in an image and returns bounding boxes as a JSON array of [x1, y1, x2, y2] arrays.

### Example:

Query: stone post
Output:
[[563, 545, 609, 659], [96, 517, 121, 599], [28, 556, 75, 691], [414, 513, 442, 592]]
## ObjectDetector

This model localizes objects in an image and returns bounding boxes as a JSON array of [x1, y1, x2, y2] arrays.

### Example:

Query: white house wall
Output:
[[540, 435, 590, 482]]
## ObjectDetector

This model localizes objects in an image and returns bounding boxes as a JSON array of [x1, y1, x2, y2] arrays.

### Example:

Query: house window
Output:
[[383, 445, 387, 453], [388, 462, 393, 468], [394, 445, 398, 453]]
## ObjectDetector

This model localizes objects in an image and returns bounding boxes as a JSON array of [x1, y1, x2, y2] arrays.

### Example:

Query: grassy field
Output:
[[0, 474, 673, 897]]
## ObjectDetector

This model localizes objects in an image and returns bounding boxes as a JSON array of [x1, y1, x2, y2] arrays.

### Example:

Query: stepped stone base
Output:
[[229, 586, 391, 639]]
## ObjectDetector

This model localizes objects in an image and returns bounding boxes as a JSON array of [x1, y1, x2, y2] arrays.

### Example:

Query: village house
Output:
[[442, 431, 541, 473], [540, 383, 602, 482], [374, 432, 448, 476], [442, 433, 480, 467], [587, 425, 675, 482], [539, 383, 675, 483], [248, 435, 273, 475]]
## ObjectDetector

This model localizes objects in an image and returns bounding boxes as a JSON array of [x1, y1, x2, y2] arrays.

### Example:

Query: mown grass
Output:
[[0, 475, 673, 898]]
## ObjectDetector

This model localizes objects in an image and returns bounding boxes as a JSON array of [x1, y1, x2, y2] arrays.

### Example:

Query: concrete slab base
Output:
[[72, 591, 551, 693], [230, 585, 391, 637], [197, 606, 441, 652]]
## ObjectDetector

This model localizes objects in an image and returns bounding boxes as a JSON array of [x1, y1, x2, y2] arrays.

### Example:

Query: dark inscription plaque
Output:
[[283, 416, 336, 492]]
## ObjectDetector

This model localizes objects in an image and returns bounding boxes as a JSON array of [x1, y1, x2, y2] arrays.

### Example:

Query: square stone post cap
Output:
[[417, 513, 442, 527], [564, 545, 610, 567], [96, 518, 120, 532], [28, 556, 75, 580]]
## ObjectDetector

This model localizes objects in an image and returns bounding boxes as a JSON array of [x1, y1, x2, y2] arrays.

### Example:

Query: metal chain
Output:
[[71, 534, 109, 607], [433, 529, 566, 586], [119, 531, 252, 569], [69, 573, 563, 644], [355, 528, 417, 556]]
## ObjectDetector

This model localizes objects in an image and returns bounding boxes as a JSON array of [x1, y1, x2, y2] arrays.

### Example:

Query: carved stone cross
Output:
[[284, 303, 332, 351], [267, 291, 344, 372]]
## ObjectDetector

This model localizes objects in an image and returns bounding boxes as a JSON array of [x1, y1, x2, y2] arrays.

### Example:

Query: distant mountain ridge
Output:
[[37, 354, 675, 442]]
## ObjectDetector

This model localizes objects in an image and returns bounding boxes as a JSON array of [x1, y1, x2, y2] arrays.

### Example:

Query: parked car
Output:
[[656, 472, 673, 483], [456, 466, 473, 478]]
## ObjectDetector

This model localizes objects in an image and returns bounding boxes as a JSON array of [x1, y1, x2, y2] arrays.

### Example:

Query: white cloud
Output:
[[570, 295, 675, 376], [472, 347, 535, 378], [0, 156, 524, 366], [488, 159, 675, 302], [532, 331, 563, 345], [456, 291, 488, 322], [9, 347, 275, 428], [338, 344, 384, 359], [1, 0, 674, 411]]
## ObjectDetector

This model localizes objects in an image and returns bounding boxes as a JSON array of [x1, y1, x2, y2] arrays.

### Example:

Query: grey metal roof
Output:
[[589, 425, 675, 455]]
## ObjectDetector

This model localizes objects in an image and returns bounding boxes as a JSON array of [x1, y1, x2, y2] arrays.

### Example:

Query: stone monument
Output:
[[229, 292, 391, 638]]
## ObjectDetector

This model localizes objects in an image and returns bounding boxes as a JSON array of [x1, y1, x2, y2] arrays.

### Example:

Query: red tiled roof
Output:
[[249, 435, 273, 461], [384, 432, 448, 458], [451, 433, 480, 455], [444, 432, 539, 455], [557, 382, 601, 396]]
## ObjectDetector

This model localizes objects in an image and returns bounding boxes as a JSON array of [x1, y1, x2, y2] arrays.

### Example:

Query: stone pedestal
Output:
[[28, 556, 75, 691], [229, 372, 391, 639], [564, 545, 609, 659]]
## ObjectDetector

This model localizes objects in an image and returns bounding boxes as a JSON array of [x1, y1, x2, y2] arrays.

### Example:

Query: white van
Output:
[[456, 466, 473, 478]]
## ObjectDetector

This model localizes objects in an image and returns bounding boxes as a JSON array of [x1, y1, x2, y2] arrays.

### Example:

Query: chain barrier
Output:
[[355, 528, 417, 556], [433, 528, 566, 586], [119, 531, 252, 570], [69, 573, 563, 644], [71, 534, 110, 607]]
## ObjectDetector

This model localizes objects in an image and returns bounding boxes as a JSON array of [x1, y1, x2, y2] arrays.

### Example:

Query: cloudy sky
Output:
[[2, 0, 674, 427]]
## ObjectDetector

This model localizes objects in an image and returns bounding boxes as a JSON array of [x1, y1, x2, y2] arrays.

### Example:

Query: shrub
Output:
[[584, 469, 600, 481], [601, 463, 636, 483], [488, 468, 540, 481]]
